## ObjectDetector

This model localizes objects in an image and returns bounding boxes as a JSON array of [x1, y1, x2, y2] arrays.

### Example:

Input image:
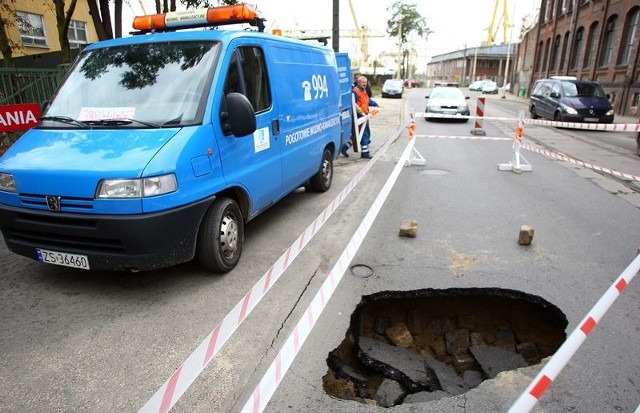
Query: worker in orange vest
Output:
[[341, 75, 378, 159]]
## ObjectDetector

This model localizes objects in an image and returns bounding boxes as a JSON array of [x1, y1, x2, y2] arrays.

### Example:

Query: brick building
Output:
[[519, 0, 639, 118]]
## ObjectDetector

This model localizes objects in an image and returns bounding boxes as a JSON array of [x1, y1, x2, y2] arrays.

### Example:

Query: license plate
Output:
[[36, 248, 90, 270], [583, 117, 598, 122]]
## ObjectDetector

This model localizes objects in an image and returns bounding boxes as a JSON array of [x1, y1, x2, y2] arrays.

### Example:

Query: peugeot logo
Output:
[[46, 196, 61, 212]]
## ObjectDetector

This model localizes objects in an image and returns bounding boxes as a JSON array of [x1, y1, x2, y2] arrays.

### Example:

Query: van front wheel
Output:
[[530, 107, 539, 119], [307, 148, 333, 192], [197, 197, 244, 273], [554, 111, 563, 122]]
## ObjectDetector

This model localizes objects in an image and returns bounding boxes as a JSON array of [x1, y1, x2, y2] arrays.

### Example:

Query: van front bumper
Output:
[[561, 114, 615, 124], [0, 196, 214, 272]]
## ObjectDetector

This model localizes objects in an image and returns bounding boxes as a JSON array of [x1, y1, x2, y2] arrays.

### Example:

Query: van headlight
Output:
[[0, 173, 17, 192], [606, 109, 614, 116], [97, 174, 177, 198], [562, 105, 578, 115]]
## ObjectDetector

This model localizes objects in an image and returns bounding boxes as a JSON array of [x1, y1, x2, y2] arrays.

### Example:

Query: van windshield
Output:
[[561, 81, 606, 98], [43, 41, 220, 128]]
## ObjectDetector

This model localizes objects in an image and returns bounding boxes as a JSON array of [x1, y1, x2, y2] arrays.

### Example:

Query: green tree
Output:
[[155, 0, 177, 13], [0, 0, 18, 68], [386, 1, 430, 47], [88, 0, 114, 40], [52, 0, 78, 63]]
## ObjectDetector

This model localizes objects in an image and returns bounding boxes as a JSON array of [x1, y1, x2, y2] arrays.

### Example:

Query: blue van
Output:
[[0, 5, 352, 273], [529, 77, 614, 124]]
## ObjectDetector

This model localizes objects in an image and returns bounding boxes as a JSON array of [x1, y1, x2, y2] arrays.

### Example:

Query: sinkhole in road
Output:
[[323, 288, 567, 408]]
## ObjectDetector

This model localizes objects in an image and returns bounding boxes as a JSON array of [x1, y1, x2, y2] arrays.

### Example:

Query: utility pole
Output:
[[462, 44, 467, 86], [397, 21, 403, 79], [472, 47, 478, 82]]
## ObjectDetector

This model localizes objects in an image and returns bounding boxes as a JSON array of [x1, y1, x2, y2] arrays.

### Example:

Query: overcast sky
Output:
[[123, 0, 541, 65]]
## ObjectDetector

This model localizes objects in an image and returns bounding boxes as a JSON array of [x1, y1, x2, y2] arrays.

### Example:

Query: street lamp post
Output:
[[502, 2, 516, 98]]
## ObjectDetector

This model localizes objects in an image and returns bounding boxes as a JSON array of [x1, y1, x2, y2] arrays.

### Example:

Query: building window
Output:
[[598, 15, 617, 68], [583, 21, 599, 68], [535, 41, 544, 72], [543, 39, 550, 71], [16, 11, 48, 48], [68, 20, 89, 49], [570, 27, 584, 69], [617, 8, 639, 66], [544, 0, 552, 23], [559, 32, 570, 71], [560, 0, 568, 15], [550, 35, 561, 71]]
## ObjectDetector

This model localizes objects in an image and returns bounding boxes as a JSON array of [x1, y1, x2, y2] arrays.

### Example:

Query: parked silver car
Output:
[[424, 87, 470, 122]]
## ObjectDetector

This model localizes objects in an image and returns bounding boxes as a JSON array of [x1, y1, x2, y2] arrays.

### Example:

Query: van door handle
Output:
[[271, 119, 280, 136]]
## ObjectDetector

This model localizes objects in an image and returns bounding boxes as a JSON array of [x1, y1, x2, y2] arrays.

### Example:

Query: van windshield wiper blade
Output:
[[86, 118, 162, 128], [39, 116, 89, 128]]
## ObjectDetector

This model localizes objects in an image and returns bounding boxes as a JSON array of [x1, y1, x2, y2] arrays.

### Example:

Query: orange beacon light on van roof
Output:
[[132, 4, 263, 33]]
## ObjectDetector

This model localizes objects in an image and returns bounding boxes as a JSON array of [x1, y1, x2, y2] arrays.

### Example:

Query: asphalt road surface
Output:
[[1, 89, 639, 413]]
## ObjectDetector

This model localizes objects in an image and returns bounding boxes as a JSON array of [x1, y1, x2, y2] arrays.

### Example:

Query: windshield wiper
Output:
[[39, 116, 89, 128], [85, 118, 162, 128]]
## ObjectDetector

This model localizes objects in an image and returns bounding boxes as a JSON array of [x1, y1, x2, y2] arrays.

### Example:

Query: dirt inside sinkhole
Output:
[[323, 288, 567, 407]]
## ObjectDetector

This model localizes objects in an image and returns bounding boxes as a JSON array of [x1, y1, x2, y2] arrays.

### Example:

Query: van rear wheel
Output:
[[197, 197, 243, 273], [307, 148, 333, 192]]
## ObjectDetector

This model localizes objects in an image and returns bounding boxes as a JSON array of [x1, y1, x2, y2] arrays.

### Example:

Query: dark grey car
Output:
[[529, 77, 614, 124]]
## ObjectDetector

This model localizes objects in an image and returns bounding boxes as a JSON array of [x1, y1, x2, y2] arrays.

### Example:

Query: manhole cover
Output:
[[350, 264, 373, 278], [419, 169, 451, 176]]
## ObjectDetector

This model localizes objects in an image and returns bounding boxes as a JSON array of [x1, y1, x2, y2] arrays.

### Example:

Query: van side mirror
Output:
[[222, 92, 256, 137]]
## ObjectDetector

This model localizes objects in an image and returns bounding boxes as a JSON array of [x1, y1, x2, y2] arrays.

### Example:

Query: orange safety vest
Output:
[[353, 86, 369, 115]]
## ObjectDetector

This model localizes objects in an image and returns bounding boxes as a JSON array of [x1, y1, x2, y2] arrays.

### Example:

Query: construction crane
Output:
[[281, 0, 385, 68], [482, 0, 510, 46], [279, 28, 384, 55], [347, 0, 368, 67]]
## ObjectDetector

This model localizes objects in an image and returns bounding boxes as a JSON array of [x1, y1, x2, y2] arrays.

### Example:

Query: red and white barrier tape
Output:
[[414, 112, 640, 132], [508, 254, 640, 413], [415, 134, 511, 141], [138, 125, 405, 413], [415, 133, 640, 183], [521, 144, 640, 182], [240, 133, 418, 413], [525, 118, 640, 132]]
